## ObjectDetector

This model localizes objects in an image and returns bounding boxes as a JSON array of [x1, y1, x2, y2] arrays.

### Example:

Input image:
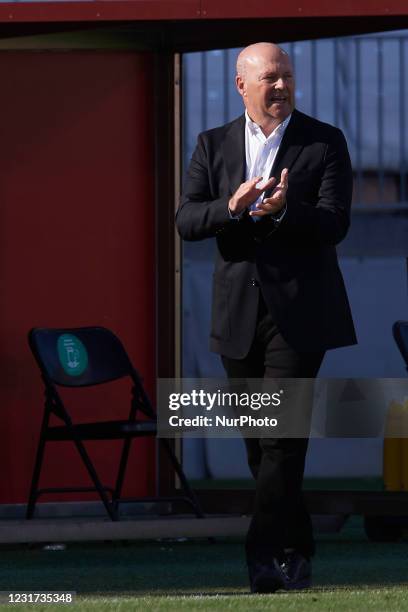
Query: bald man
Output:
[[176, 43, 356, 592]]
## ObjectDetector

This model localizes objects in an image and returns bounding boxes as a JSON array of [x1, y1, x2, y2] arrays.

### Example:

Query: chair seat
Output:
[[47, 419, 157, 441]]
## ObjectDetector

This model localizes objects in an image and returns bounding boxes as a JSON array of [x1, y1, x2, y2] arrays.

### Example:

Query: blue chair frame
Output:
[[392, 320, 408, 372]]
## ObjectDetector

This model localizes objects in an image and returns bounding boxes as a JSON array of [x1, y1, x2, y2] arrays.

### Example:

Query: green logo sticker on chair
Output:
[[57, 334, 88, 376]]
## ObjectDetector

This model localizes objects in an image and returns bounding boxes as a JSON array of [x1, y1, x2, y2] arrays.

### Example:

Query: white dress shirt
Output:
[[245, 110, 291, 218]]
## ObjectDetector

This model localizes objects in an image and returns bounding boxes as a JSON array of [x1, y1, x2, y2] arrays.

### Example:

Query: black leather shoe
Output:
[[248, 559, 287, 593], [281, 552, 312, 590], [249, 553, 312, 593]]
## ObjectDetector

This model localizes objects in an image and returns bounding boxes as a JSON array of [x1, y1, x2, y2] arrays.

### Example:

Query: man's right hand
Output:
[[228, 176, 277, 215]]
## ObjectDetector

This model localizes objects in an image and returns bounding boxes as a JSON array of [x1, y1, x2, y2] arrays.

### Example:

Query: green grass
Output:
[[2, 589, 408, 612], [0, 517, 407, 610]]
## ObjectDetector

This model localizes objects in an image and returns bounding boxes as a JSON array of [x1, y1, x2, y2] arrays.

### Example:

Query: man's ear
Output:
[[236, 75, 246, 98]]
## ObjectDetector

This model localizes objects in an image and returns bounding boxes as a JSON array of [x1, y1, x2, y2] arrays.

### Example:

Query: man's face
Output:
[[237, 52, 295, 126]]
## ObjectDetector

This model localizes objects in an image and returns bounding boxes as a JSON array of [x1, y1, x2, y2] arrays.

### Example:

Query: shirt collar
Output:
[[245, 110, 292, 141]]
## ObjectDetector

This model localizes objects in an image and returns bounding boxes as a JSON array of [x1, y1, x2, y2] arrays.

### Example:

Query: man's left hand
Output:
[[249, 168, 289, 218]]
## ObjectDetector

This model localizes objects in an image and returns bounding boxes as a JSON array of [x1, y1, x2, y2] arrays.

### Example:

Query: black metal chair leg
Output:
[[112, 438, 133, 511], [71, 437, 117, 521], [160, 438, 205, 518], [26, 410, 50, 520]]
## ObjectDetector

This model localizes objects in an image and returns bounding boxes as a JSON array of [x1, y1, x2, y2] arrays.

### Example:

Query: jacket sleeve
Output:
[[176, 133, 236, 241], [276, 128, 353, 246]]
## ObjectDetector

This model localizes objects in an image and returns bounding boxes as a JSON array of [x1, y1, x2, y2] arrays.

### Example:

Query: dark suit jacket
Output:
[[176, 109, 357, 358]]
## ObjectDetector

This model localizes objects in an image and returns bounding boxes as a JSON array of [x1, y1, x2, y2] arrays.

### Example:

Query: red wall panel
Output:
[[0, 51, 156, 504], [200, 0, 408, 18], [0, 0, 407, 23], [0, 1, 200, 23]]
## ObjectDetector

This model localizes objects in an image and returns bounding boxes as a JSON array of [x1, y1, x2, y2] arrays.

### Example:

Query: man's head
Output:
[[236, 42, 295, 133]]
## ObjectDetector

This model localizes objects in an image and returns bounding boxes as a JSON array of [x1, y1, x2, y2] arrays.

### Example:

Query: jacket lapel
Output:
[[221, 114, 246, 195], [268, 109, 305, 183]]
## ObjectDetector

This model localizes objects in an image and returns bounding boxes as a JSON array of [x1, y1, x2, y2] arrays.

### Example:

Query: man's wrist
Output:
[[270, 203, 287, 224], [228, 199, 244, 220]]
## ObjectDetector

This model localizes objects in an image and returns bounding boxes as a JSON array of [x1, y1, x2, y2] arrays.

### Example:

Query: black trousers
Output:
[[221, 294, 325, 564]]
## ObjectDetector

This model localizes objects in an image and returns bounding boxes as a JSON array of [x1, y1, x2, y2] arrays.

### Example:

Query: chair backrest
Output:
[[392, 321, 408, 369], [29, 327, 136, 387]]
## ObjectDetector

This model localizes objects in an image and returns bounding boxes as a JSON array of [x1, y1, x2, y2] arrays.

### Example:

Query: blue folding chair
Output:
[[27, 326, 203, 521]]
